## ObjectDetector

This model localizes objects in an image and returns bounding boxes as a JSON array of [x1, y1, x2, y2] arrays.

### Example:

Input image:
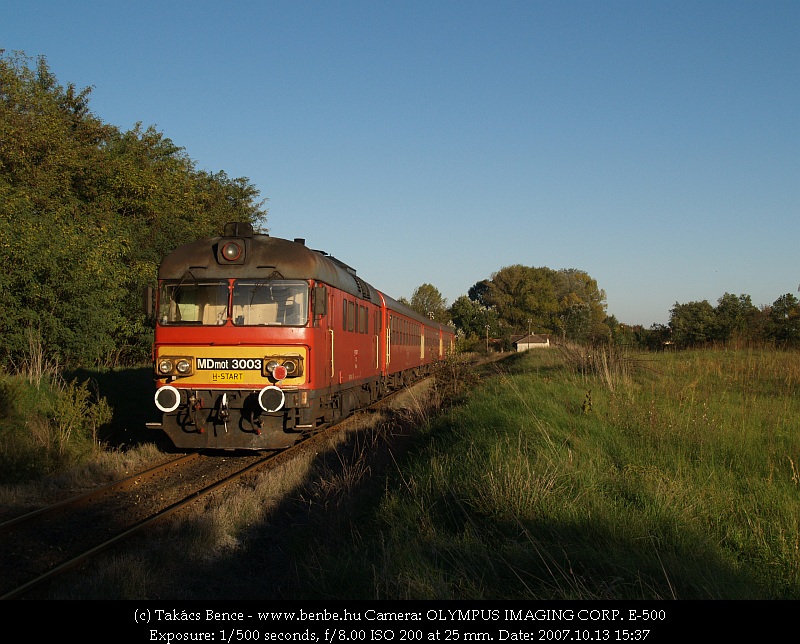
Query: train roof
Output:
[[158, 224, 454, 333], [159, 229, 374, 298]]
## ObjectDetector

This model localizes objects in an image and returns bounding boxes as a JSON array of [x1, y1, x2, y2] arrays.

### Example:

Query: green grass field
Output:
[[4, 346, 800, 600], [291, 347, 800, 599]]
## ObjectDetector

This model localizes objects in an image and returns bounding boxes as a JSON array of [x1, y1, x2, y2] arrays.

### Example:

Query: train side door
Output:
[[326, 288, 335, 386], [313, 284, 335, 387], [376, 292, 389, 375]]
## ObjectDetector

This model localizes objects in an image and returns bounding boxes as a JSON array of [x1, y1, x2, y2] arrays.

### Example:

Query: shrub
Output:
[[0, 370, 112, 483]]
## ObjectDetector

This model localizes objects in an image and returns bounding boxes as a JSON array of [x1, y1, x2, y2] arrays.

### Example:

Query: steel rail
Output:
[[0, 453, 200, 535], [0, 452, 275, 600]]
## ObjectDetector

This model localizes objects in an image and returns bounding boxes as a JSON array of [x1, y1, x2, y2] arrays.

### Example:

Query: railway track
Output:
[[0, 383, 421, 600], [0, 448, 288, 599]]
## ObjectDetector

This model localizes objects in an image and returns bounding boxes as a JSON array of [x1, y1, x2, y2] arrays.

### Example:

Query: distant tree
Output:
[[483, 265, 559, 335], [468, 265, 609, 343], [449, 295, 500, 350], [647, 324, 673, 350], [467, 280, 491, 307], [711, 293, 760, 344], [552, 269, 608, 342], [406, 283, 449, 324], [766, 293, 800, 346], [669, 300, 716, 348]]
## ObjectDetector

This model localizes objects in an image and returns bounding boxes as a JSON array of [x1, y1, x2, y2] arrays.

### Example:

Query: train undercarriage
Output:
[[153, 366, 430, 451]]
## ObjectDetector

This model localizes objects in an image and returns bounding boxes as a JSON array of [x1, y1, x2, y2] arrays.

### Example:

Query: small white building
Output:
[[514, 334, 551, 352]]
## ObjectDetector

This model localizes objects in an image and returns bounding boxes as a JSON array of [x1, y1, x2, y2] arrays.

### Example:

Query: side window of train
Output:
[[348, 300, 355, 332], [313, 285, 327, 320], [342, 298, 347, 331], [359, 305, 367, 333]]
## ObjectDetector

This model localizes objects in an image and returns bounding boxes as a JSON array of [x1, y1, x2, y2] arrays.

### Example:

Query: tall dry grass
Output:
[[286, 346, 800, 599]]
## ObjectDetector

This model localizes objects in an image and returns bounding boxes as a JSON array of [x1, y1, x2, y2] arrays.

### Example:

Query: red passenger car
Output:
[[150, 222, 455, 450]]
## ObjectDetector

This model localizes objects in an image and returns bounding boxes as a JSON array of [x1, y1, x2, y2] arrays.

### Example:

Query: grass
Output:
[[286, 347, 800, 599], [7, 347, 800, 599], [0, 368, 113, 483]]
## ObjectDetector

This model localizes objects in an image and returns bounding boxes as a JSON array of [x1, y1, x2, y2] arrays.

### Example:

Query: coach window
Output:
[[348, 300, 355, 332], [231, 279, 308, 326], [359, 306, 367, 333]]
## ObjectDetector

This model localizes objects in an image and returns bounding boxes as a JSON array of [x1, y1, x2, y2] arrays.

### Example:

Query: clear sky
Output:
[[3, 0, 798, 326]]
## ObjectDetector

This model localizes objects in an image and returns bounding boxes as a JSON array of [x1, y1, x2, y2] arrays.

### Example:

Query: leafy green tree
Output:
[[405, 283, 449, 324], [483, 265, 558, 335], [712, 293, 760, 344], [468, 265, 609, 343], [1, 52, 125, 364], [552, 269, 609, 342], [669, 300, 716, 348], [0, 51, 267, 368], [448, 295, 500, 350], [766, 293, 800, 346], [467, 279, 491, 307]]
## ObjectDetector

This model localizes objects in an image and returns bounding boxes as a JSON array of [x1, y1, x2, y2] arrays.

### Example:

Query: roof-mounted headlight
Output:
[[222, 241, 242, 261], [217, 239, 246, 264]]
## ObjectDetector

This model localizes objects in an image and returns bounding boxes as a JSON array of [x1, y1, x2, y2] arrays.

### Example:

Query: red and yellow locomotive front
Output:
[[152, 224, 331, 449]]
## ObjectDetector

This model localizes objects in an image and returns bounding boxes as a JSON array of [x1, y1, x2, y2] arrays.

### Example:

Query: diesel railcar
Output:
[[148, 222, 455, 450]]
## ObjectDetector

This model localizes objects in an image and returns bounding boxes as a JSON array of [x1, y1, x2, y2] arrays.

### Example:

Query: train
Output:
[[147, 222, 456, 450]]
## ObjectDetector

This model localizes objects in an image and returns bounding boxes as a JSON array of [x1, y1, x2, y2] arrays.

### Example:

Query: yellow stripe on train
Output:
[[155, 346, 308, 386]]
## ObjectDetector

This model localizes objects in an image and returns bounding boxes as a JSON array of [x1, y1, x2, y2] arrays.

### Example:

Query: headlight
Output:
[[261, 355, 304, 380], [156, 356, 194, 377]]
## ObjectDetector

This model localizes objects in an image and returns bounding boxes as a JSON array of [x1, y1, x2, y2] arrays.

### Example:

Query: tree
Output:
[[552, 269, 608, 342], [669, 300, 716, 348], [405, 283, 449, 324], [712, 293, 759, 344], [468, 264, 609, 343], [766, 293, 800, 346], [449, 295, 500, 350], [0, 51, 267, 367], [483, 265, 558, 335], [467, 279, 491, 307]]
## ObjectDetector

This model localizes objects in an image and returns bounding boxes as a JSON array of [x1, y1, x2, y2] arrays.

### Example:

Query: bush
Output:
[[0, 370, 112, 483]]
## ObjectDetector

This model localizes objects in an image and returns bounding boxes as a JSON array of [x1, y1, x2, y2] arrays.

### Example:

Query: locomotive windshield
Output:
[[157, 279, 309, 326], [158, 280, 229, 325], [232, 279, 308, 326]]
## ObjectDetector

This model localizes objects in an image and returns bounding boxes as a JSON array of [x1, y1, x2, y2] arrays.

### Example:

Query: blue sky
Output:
[[3, 1, 798, 326]]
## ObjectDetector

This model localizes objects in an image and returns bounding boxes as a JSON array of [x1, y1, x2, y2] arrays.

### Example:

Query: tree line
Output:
[[618, 292, 800, 350], [404, 278, 799, 353], [5, 51, 793, 370], [403, 264, 613, 352], [0, 51, 266, 368]]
